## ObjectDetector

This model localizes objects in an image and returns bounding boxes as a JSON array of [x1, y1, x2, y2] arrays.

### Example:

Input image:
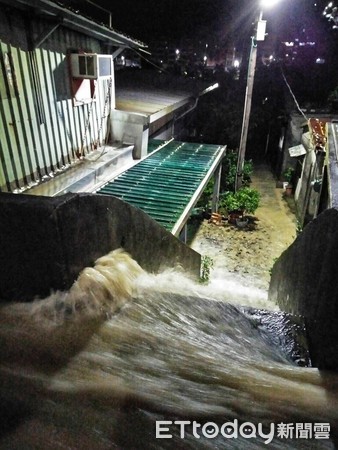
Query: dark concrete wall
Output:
[[0, 192, 201, 302], [269, 208, 338, 371]]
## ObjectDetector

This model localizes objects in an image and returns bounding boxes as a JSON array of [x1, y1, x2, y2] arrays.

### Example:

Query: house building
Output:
[[0, 0, 226, 240], [0, 0, 221, 194], [0, 0, 150, 193], [277, 111, 338, 227]]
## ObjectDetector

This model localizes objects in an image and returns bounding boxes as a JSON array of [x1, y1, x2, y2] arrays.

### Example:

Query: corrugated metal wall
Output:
[[0, 7, 113, 192]]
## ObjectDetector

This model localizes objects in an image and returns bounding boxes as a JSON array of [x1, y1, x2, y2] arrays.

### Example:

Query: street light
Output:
[[235, 0, 279, 190], [261, 0, 280, 6]]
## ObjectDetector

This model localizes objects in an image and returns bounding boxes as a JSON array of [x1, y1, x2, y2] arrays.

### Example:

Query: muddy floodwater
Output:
[[2, 165, 336, 450]]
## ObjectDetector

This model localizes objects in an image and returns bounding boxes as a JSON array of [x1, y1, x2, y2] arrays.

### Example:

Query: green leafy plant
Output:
[[296, 219, 303, 235], [219, 191, 239, 214], [221, 151, 253, 191], [219, 187, 260, 218], [196, 178, 214, 211], [242, 159, 253, 186], [200, 255, 214, 283], [283, 167, 295, 184], [221, 151, 237, 191], [235, 187, 260, 216], [196, 153, 254, 214]]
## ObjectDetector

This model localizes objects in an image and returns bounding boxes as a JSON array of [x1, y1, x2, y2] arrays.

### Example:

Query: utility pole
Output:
[[235, 11, 266, 191]]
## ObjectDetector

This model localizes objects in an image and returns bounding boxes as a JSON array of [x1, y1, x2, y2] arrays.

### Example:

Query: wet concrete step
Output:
[[26, 145, 134, 197]]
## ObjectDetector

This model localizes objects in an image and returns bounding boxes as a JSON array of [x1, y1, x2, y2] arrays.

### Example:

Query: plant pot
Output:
[[285, 184, 293, 196], [228, 211, 242, 224], [235, 217, 249, 228]]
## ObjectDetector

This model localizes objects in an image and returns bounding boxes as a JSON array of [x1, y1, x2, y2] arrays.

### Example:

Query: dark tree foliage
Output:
[[186, 59, 286, 165]]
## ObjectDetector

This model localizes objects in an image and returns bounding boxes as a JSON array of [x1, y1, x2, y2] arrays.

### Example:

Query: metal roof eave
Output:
[[116, 92, 196, 123], [2, 0, 147, 50], [149, 96, 195, 124]]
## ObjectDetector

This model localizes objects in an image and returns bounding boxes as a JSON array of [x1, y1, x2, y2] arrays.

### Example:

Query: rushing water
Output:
[[0, 249, 337, 449]]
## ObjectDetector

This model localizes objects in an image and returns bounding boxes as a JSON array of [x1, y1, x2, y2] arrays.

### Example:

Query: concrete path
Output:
[[251, 163, 298, 259]]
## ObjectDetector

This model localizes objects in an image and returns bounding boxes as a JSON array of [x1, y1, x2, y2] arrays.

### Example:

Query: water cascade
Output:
[[0, 249, 337, 449]]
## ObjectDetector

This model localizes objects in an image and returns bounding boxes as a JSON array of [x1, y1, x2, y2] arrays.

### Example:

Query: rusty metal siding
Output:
[[0, 8, 112, 192]]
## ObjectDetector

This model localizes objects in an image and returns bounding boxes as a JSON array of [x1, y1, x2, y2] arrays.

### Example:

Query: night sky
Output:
[[62, 0, 338, 92], [107, 0, 247, 41], [57, 1, 338, 151], [64, 0, 271, 43], [64, 1, 334, 51]]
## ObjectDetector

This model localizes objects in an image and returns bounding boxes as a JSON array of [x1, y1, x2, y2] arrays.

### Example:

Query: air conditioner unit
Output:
[[70, 54, 112, 79]]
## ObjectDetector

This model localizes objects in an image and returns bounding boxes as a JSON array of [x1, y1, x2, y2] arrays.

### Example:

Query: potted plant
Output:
[[282, 167, 295, 196], [220, 187, 260, 226], [234, 187, 260, 227], [219, 191, 240, 223]]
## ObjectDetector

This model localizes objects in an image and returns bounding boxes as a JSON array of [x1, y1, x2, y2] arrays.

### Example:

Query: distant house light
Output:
[[316, 57, 326, 64], [284, 42, 294, 46]]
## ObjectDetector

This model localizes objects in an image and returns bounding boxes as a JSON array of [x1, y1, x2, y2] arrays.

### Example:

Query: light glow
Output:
[[260, 0, 280, 8]]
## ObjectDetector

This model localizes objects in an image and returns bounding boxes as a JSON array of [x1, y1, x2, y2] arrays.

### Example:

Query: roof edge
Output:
[[1, 0, 148, 49]]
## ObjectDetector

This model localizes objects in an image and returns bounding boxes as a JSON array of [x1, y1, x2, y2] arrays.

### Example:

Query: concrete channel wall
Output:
[[269, 208, 338, 371], [0, 192, 201, 303]]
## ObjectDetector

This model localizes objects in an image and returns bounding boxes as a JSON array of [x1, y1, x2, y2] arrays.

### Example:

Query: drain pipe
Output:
[[172, 82, 219, 136]]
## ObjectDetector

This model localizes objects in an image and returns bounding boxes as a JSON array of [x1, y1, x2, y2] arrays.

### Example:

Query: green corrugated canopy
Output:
[[97, 139, 226, 234]]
